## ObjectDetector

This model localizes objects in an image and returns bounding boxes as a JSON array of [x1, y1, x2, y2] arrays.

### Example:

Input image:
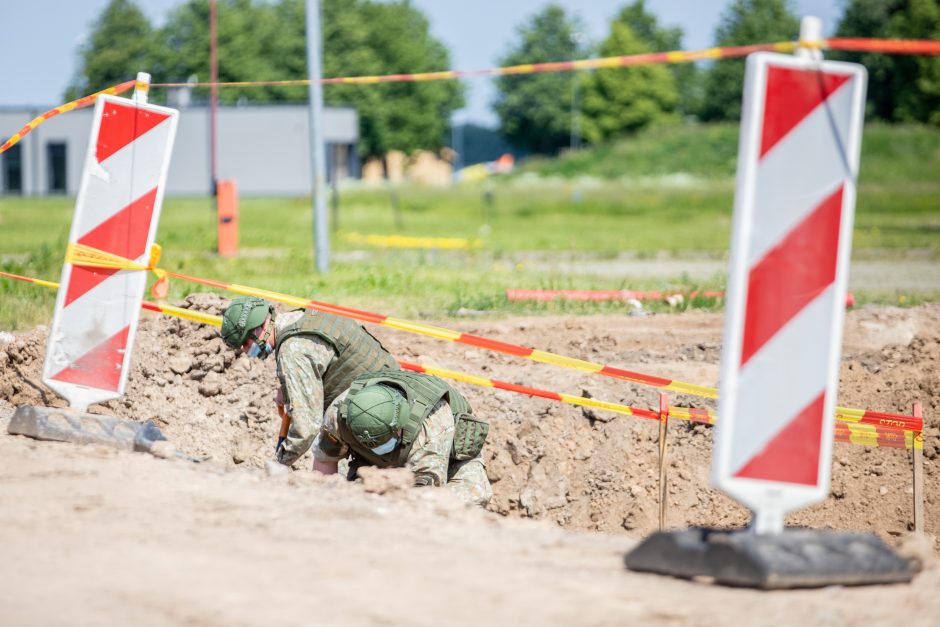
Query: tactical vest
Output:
[[275, 310, 399, 408], [337, 370, 487, 468]]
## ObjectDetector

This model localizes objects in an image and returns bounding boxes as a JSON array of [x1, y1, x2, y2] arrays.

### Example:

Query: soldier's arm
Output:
[[311, 389, 350, 474], [275, 336, 336, 466]]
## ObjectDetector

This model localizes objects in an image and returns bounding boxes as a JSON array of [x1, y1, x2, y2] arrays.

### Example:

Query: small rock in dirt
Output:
[[357, 466, 413, 494], [199, 377, 222, 397], [232, 436, 255, 464], [879, 486, 889, 496], [168, 356, 192, 375]]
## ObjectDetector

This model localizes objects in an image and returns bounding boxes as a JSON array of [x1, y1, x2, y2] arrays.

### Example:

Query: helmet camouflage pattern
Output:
[[220, 296, 270, 348], [344, 384, 405, 448]]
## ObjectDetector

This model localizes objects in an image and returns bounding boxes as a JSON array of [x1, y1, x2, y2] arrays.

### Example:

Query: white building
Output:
[[0, 104, 359, 197]]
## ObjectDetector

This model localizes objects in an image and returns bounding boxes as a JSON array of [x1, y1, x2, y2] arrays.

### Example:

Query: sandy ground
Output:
[[1, 298, 938, 625]]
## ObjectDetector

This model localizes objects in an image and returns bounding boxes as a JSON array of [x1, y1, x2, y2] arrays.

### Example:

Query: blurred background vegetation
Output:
[[2, 123, 937, 330]]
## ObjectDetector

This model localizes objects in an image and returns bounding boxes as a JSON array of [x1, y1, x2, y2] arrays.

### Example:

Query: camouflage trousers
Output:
[[409, 398, 492, 507]]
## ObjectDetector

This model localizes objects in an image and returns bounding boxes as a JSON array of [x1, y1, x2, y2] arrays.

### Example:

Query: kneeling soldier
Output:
[[312, 370, 493, 507]]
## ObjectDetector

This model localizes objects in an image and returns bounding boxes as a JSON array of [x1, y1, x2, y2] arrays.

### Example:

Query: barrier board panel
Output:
[[713, 52, 867, 532], [42, 94, 179, 410]]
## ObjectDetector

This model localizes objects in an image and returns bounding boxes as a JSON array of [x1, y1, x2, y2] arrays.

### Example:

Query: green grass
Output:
[[1, 123, 937, 330]]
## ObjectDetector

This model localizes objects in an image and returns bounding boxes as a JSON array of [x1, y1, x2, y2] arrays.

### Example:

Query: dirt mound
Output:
[[1, 297, 937, 545]]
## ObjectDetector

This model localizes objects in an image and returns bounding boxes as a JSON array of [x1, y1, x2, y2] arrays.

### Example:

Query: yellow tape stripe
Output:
[[418, 364, 495, 388], [528, 349, 603, 373], [667, 406, 717, 424], [157, 304, 222, 327], [228, 283, 311, 309], [345, 232, 481, 250], [65, 243, 149, 271], [383, 317, 462, 342], [558, 393, 637, 416], [664, 381, 719, 399]]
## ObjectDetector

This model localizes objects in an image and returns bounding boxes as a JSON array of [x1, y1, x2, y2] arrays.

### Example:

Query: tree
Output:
[[321, 0, 465, 160], [698, 0, 799, 121], [73, 0, 464, 160], [579, 11, 678, 143], [613, 1, 700, 117], [65, 0, 156, 101], [493, 4, 587, 154], [834, 0, 940, 125], [153, 0, 463, 159], [153, 0, 288, 105]]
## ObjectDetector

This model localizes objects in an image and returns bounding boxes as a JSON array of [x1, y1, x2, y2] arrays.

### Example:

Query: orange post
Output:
[[217, 179, 238, 256]]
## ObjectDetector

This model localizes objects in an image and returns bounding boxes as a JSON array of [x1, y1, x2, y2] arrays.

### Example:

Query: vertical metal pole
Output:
[[209, 0, 219, 195], [306, 0, 329, 273], [912, 402, 925, 533]]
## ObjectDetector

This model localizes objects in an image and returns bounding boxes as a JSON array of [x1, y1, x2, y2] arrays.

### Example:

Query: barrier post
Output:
[[39, 72, 178, 411], [626, 17, 913, 588], [912, 402, 924, 533], [658, 393, 670, 531], [217, 179, 238, 257]]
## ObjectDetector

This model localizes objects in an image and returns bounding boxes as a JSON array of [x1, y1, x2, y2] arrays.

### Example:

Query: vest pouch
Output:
[[451, 412, 488, 461]]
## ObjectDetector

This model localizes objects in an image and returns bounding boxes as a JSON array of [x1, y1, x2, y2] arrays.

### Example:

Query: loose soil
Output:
[[1, 297, 938, 625]]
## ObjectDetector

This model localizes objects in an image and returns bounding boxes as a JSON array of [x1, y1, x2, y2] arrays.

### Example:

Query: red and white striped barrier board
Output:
[[712, 53, 867, 533], [42, 89, 178, 411]]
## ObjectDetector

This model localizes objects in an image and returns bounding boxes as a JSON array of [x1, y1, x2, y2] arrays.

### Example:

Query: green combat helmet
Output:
[[345, 384, 405, 454], [220, 296, 270, 348]]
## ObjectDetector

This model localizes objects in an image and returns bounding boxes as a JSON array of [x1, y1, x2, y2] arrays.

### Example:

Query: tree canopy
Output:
[[834, 0, 940, 125], [492, 4, 587, 155], [65, 0, 156, 101], [579, 6, 679, 143], [68, 0, 464, 160], [613, 0, 700, 116], [698, 0, 800, 121]]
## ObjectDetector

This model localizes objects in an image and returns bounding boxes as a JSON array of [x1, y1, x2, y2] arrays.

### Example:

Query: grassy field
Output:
[[1, 123, 938, 330]]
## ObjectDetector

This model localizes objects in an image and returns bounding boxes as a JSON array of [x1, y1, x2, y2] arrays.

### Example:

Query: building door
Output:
[[2, 143, 23, 194], [47, 142, 67, 194]]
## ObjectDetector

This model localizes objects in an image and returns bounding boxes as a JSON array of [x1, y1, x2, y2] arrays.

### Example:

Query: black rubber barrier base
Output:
[[624, 527, 914, 589], [8, 405, 167, 454]]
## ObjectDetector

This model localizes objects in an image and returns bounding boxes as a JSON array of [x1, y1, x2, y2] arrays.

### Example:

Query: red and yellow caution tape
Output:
[[827, 37, 940, 55], [159, 267, 925, 433], [0, 269, 923, 448], [162, 268, 720, 398], [0, 80, 137, 155], [5, 37, 938, 156], [151, 38, 940, 91]]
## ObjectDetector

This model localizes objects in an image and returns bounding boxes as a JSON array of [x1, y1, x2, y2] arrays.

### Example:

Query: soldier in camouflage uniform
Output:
[[220, 296, 399, 467], [313, 370, 493, 507]]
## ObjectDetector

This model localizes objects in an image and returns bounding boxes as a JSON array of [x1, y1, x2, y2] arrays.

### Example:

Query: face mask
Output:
[[370, 436, 399, 455], [246, 340, 272, 360]]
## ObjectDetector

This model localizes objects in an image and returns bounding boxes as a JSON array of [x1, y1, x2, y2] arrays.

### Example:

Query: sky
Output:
[[0, 0, 843, 125]]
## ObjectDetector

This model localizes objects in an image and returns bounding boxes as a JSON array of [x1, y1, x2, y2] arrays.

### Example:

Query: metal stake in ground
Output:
[[913, 402, 925, 533], [658, 393, 669, 531]]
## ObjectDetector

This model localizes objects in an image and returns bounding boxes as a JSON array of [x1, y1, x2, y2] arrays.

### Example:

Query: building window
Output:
[[47, 142, 67, 194], [2, 143, 23, 194]]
